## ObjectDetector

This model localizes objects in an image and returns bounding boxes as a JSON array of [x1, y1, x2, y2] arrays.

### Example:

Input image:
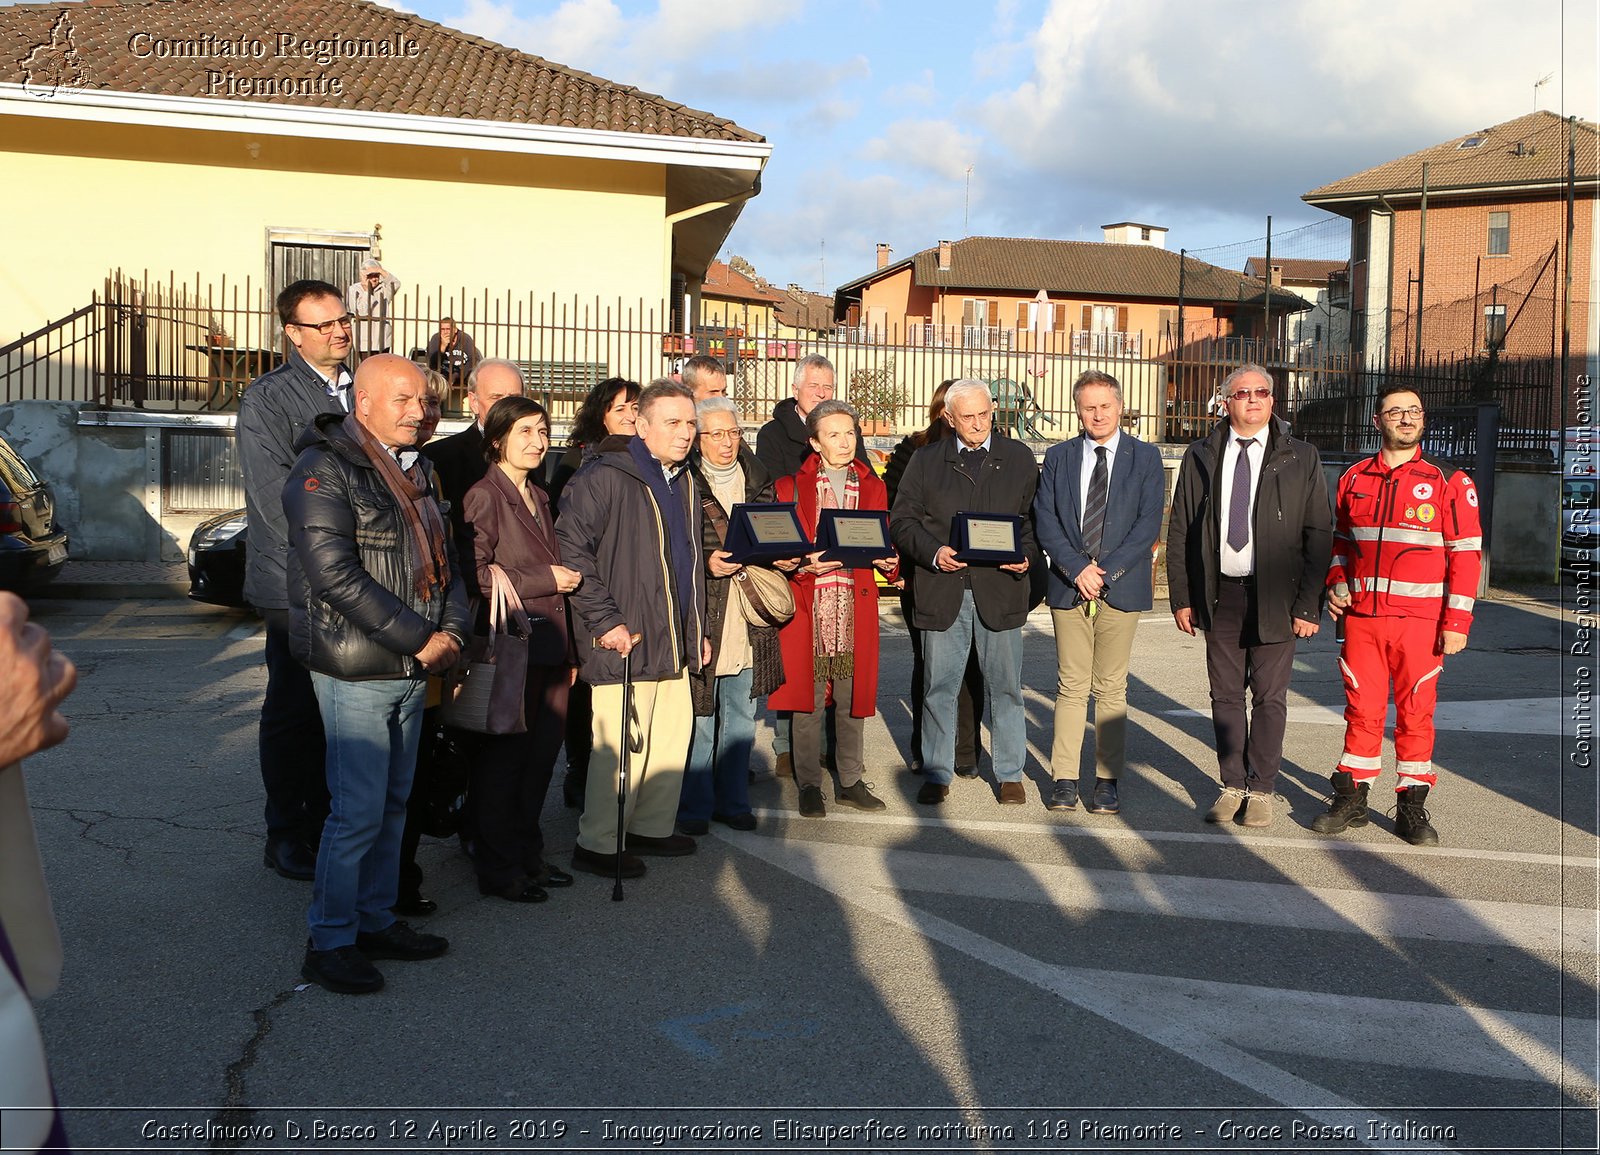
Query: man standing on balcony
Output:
[[346, 258, 400, 360], [1166, 364, 1331, 829], [682, 354, 728, 402], [238, 279, 354, 881]]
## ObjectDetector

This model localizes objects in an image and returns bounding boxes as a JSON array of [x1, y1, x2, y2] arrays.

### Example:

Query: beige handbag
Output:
[[732, 565, 795, 627]]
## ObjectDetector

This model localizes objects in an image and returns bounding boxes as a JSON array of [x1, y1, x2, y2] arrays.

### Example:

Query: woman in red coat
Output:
[[771, 399, 898, 818]]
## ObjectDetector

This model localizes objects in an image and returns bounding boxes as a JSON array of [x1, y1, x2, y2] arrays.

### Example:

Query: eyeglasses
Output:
[[699, 428, 742, 443], [1227, 387, 1273, 401], [1380, 406, 1425, 420], [289, 314, 354, 335]]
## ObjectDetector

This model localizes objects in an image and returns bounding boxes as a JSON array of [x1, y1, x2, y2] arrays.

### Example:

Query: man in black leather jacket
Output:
[[282, 354, 468, 995]]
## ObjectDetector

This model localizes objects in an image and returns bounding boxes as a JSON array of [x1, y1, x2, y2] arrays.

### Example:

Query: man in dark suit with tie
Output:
[[421, 358, 525, 592], [1166, 364, 1331, 829], [1033, 370, 1165, 814], [891, 378, 1041, 806]]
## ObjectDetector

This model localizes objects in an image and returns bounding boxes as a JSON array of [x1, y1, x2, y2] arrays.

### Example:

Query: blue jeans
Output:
[[308, 672, 427, 950], [680, 668, 756, 824], [922, 590, 1026, 785]]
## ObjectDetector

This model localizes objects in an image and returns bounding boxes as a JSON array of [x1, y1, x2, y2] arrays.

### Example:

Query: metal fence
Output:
[[1, 271, 1568, 459]]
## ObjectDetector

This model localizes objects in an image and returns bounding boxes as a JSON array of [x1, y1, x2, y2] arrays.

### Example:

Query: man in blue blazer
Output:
[[1033, 370, 1165, 813]]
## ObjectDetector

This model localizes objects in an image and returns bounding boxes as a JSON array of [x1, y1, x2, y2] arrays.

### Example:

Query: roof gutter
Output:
[[0, 83, 771, 170]]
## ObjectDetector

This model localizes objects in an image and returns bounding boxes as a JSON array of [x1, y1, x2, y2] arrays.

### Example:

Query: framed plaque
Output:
[[724, 502, 811, 564], [815, 508, 892, 568], [950, 512, 1024, 564]]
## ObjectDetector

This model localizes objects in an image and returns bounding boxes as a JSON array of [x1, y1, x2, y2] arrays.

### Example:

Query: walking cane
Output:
[[613, 632, 643, 902]]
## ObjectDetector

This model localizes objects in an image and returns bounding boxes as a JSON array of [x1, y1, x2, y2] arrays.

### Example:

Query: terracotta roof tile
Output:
[[1243, 257, 1349, 283], [1304, 111, 1596, 204], [839, 236, 1273, 306], [1, 0, 761, 142], [703, 259, 786, 305]]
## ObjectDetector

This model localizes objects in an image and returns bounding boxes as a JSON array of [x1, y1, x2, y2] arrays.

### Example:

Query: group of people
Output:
[[238, 280, 1483, 997]]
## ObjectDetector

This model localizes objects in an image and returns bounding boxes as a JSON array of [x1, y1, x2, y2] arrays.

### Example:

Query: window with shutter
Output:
[[1017, 302, 1029, 329], [1052, 304, 1067, 331], [962, 299, 975, 326], [1081, 305, 1093, 331], [1117, 306, 1129, 333]]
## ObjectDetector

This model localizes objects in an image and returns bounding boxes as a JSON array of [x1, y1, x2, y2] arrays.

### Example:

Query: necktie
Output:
[[1082, 445, 1109, 561], [1227, 438, 1253, 552]]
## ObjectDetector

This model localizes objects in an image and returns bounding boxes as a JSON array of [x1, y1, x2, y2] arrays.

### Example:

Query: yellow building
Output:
[[0, 0, 769, 379]]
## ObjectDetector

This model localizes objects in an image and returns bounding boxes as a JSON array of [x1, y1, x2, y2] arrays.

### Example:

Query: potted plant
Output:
[[846, 358, 906, 436]]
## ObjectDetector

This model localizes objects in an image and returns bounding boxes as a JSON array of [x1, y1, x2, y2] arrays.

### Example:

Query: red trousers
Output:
[[1336, 614, 1443, 789]]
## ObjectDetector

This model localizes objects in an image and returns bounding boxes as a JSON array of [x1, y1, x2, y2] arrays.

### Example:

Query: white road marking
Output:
[[750, 807, 1598, 870], [225, 621, 262, 642], [1162, 697, 1563, 735], [718, 828, 1599, 1143]]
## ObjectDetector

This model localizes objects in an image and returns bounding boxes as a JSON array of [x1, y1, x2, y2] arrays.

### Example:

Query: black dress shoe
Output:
[[532, 861, 574, 888], [713, 811, 758, 831], [953, 764, 980, 779], [393, 893, 438, 916], [264, 839, 316, 882], [625, 832, 697, 857], [677, 818, 711, 836], [1089, 778, 1121, 814], [916, 782, 950, 805], [1047, 780, 1079, 811], [301, 942, 383, 994], [571, 845, 646, 878], [355, 920, 448, 960], [478, 876, 549, 903]]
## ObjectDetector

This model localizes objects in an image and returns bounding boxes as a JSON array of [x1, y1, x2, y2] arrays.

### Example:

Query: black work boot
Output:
[[1310, 771, 1369, 834], [1394, 785, 1440, 846]]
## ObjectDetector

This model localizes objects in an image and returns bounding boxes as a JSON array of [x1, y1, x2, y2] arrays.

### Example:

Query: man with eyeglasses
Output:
[[238, 279, 358, 881], [1166, 364, 1331, 829], [1315, 388, 1482, 845]]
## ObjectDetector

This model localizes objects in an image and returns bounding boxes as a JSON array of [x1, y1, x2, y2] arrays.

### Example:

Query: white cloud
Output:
[[860, 118, 984, 181]]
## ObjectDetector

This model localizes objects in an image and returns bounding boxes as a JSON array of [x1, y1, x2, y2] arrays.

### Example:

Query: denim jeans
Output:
[[307, 672, 427, 950], [679, 668, 756, 824], [922, 589, 1026, 785]]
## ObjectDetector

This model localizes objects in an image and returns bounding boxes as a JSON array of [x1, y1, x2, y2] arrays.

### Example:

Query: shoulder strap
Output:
[[701, 493, 729, 544]]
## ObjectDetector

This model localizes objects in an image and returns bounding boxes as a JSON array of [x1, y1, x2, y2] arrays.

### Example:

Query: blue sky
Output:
[[400, 0, 1596, 292]]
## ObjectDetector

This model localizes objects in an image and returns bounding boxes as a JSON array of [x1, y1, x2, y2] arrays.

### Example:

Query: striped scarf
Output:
[[342, 413, 449, 603]]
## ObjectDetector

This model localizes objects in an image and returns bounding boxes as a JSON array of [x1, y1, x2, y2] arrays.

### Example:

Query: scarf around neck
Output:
[[343, 413, 449, 602]]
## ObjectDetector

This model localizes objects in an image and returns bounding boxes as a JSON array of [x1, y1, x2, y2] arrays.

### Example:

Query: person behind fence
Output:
[[460, 396, 582, 901], [1165, 364, 1331, 830], [0, 591, 78, 1154], [423, 359, 527, 588], [425, 317, 480, 402], [677, 396, 783, 835], [891, 378, 1041, 808], [283, 354, 468, 994], [1033, 370, 1164, 814], [682, 354, 729, 402], [883, 379, 987, 778], [1316, 388, 1482, 846], [770, 400, 897, 818], [238, 278, 353, 883], [346, 257, 400, 360], [556, 380, 708, 881]]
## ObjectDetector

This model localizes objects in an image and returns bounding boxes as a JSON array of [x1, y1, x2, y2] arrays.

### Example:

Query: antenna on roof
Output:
[[1534, 72, 1553, 112]]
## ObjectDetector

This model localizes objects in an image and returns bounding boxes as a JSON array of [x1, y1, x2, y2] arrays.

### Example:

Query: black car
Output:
[[187, 508, 248, 607], [0, 434, 69, 592]]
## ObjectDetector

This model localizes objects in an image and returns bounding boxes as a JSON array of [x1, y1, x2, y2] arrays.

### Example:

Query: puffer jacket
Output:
[[687, 445, 784, 715], [283, 414, 469, 679]]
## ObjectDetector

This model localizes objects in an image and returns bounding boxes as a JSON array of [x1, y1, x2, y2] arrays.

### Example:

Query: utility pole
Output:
[[1414, 162, 1429, 370]]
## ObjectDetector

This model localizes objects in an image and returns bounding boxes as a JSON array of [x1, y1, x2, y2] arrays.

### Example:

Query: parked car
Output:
[[187, 508, 248, 607], [0, 434, 69, 592]]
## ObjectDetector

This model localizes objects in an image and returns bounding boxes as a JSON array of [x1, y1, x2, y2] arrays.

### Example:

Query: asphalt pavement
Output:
[[13, 587, 1598, 1154]]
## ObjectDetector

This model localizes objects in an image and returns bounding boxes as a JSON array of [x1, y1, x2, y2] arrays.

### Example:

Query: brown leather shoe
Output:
[[571, 845, 646, 878], [625, 832, 697, 857], [997, 781, 1027, 805], [775, 752, 794, 779]]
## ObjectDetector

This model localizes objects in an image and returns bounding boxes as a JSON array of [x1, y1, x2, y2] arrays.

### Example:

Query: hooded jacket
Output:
[[555, 436, 707, 686]]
